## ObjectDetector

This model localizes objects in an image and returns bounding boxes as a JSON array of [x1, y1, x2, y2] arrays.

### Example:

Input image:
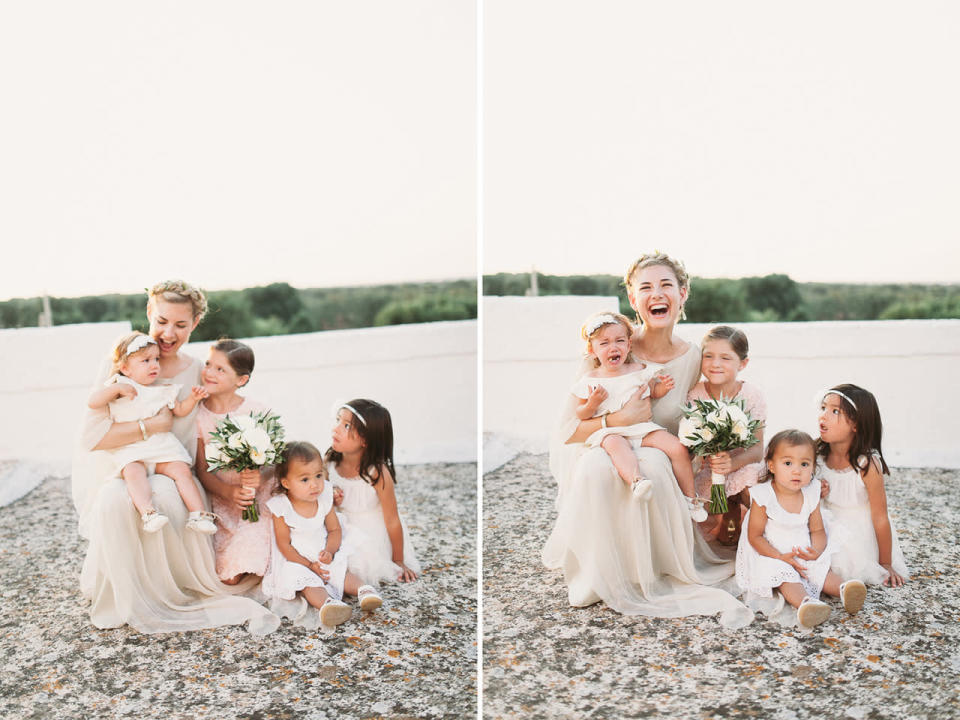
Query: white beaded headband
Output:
[[823, 389, 857, 411], [124, 334, 157, 357], [338, 403, 367, 426], [584, 313, 621, 336]]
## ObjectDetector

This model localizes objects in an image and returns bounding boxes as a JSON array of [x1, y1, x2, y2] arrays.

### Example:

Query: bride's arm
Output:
[[92, 407, 174, 450], [566, 386, 652, 443]]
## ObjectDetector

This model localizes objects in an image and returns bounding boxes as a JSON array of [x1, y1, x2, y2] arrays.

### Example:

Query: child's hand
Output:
[[819, 478, 830, 498], [882, 564, 906, 588], [707, 452, 733, 475], [317, 550, 333, 564], [230, 484, 256, 509], [238, 468, 261, 489], [308, 561, 330, 579], [793, 545, 822, 561], [586, 384, 608, 411], [778, 550, 808, 577], [116, 384, 138, 400], [332, 487, 344, 506], [397, 562, 418, 583], [191, 385, 209, 401], [656, 374, 675, 392]]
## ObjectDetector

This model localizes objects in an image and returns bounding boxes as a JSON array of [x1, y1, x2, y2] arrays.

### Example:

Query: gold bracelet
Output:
[[138, 419, 149, 441]]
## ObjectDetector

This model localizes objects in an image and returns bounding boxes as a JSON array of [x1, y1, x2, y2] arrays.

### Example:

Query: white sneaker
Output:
[[798, 596, 831, 629], [186, 511, 217, 535], [631, 476, 652, 502], [840, 580, 866, 615], [685, 496, 708, 523], [358, 585, 383, 612], [141, 511, 169, 533], [320, 598, 352, 627]]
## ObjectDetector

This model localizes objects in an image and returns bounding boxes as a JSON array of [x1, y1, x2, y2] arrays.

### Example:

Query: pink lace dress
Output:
[[196, 397, 277, 581], [687, 380, 766, 498]]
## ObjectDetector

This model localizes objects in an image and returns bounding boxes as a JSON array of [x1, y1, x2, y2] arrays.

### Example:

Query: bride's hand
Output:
[[614, 387, 653, 425], [145, 407, 174, 435]]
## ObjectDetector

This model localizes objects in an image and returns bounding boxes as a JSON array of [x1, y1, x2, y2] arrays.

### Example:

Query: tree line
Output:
[[482, 272, 960, 322], [0, 280, 477, 341]]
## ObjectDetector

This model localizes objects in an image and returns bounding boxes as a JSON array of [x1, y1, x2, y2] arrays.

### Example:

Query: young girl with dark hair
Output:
[[195, 339, 276, 585], [329, 399, 422, 584], [817, 384, 909, 588]]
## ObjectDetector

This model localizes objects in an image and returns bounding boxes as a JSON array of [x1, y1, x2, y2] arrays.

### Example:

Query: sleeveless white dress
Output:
[[570, 363, 665, 448], [819, 455, 909, 585], [262, 487, 350, 602], [329, 463, 421, 585], [105, 375, 191, 474], [72, 354, 279, 635], [735, 479, 839, 600], [544, 342, 753, 628]]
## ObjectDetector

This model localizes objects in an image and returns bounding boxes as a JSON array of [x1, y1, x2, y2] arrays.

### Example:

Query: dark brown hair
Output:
[[759, 429, 816, 483], [212, 338, 255, 385], [702, 325, 749, 361], [275, 441, 325, 494], [815, 384, 889, 475], [325, 398, 397, 487]]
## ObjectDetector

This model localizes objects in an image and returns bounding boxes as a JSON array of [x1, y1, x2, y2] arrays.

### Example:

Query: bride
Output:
[[71, 279, 279, 634], [542, 252, 751, 626]]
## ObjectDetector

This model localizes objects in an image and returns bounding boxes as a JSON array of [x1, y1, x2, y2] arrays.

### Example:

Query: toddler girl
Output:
[[687, 325, 766, 542], [817, 384, 909, 587], [262, 441, 382, 628], [329, 399, 422, 584], [736, 429, 866, 630], [87, 331, 215, 534], [571, 312, 704, 520], [195, 339, 276, 585]]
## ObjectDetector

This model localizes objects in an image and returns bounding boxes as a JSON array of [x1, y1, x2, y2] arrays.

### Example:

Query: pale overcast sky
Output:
[[484, 1, 960, 283], [0, 1, 475, 301]]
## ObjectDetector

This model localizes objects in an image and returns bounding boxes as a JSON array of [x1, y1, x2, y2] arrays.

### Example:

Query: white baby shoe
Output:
[[358, 585, 384, 612], [185, 511, 217, 535], [320, 598, 352, 627], [631, 476, 652, 502], [840, 580, 866, 615], [797, 596, 832, 629], [141, 510, 169, 533], [685, 496, 708, 523]]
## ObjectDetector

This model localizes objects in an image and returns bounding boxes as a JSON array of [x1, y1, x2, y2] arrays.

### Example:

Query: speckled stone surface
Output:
[[483, 454, 960, 720], [0, 463, 477, 720]]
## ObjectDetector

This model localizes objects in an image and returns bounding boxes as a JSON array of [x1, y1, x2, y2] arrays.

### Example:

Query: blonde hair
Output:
[[580, 311, 634, 368], [622, 251, 691, 324], [110, 331, 156, 375], [147, 279, 208, 321]]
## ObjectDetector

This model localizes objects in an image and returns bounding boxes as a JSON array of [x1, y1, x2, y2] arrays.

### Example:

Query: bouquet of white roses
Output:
[[205, 410, 286, 522], [678, 396, 762, 514]]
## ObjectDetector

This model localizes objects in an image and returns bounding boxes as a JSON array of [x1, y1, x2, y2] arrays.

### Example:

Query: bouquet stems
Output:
[[242, 500, 259, 523], [709, 471, 728, 514]]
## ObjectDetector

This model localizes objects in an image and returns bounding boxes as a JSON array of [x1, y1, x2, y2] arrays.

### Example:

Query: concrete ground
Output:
[[0, 462, 477, 720], [483, 454, 960, 720]]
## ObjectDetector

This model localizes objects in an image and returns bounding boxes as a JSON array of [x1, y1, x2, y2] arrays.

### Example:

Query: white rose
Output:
[[699, 427, 715, 444], [205, 442, 226, 464], [232, 414, 257, 431], [727, 405, 748, 426], [705, 412, 720, 427], [250, 448, 267, 465], [243, 427, 272, 454], [227, 432, 244, 450], [717, 405, 732, 422], [733, 421, 749, 440], [678, 418, 698, 447]]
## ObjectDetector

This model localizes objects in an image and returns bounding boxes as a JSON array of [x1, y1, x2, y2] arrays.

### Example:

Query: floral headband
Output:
[[583, 313, 621, 336], [124, 335, 157, 357], [823, 389, 857, 411]]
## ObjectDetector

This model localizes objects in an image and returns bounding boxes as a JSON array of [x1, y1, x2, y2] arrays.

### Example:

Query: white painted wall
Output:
[[0, 320, 477, 473], [484, 296, 960, 469]]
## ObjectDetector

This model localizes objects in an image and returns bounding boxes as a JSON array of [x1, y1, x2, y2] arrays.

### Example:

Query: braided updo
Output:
[[147, 279, 208, 321]]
